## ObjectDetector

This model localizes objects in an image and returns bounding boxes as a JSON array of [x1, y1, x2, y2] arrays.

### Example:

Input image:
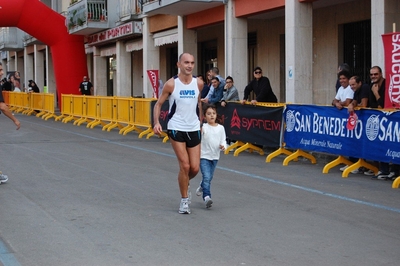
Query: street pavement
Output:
[[0, 113, 399, 266]]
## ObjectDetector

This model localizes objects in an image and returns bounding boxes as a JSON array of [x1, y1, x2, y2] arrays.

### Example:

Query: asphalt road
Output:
[[0, 113, 399, 266]]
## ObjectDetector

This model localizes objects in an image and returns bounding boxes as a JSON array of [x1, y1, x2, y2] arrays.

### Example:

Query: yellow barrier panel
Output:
[[134, 98, 155, 138], [7, 92, 18, 111], [41, 94, 56, 120], [74, 96, 96, 126], [103, 97, 131, 132], [25, 93, 44, 116], [73, 96, 88, 126], [119, 97, 135, 134], [63, 95, 84, 123], [55, 94, 73, 122], [87, 96, 113, 129], [2, 91, 9, 104]]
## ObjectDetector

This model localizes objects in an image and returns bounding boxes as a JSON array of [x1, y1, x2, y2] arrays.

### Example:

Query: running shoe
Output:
[[339, 165, 349, 171], [196, 186, 203, 196], [204, 196, 213, 209], [179, 199, 191, 214], [0, 172, 8, 184]]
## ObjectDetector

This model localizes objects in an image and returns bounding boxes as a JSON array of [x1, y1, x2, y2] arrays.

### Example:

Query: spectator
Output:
[[204, 67, 225, 100], [28, 80, 40, 93], [78, 76, 94, 95], [220, 76, 239, 107], [332, 70, 353, 109], [2, 76, 12, 91], [367, 66, 392, 180], [11, 71, 21, 92], [347, 76, 370, 112], [197, 74, 210, 99], [201, 77, 224, 105], [341, 75, 370, 174], [335, 63, 351, 92], [241, 66, 277, 105]]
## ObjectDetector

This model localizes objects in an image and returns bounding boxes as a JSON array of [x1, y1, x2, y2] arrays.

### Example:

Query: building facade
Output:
[[0, 0, 399, 106]]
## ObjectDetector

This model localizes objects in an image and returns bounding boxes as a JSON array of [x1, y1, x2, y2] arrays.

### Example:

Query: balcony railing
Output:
[[118, 0, 142, 20], [0, 28, 24, 51], [142, 0, 226, 16], [67, 0, 108, 35]]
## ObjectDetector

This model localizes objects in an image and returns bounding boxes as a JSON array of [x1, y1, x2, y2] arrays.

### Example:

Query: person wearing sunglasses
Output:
[[241, 66, 277, 105]]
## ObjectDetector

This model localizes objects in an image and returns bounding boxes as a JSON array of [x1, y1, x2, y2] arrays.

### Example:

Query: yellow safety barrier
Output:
[[55, 94, 74, 122], [62, 95, 84, 123], [87, 96, 113, 129], [41, 94, 57, 120], [2, 91, 10, 104]]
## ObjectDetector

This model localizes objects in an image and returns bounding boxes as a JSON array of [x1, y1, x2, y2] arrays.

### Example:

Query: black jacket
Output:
[[243, 76, 277, 103]]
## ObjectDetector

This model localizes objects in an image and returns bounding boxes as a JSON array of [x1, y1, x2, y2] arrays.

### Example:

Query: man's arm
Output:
[[153, 78, 173, 134], [0, 102, 20, 130]]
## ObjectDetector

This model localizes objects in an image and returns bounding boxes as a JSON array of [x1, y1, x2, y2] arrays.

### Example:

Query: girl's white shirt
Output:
[[201, 123, 226, 160]]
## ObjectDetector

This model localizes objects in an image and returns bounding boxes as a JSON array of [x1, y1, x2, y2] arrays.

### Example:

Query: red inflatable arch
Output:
[[0, 0, 87, 105]]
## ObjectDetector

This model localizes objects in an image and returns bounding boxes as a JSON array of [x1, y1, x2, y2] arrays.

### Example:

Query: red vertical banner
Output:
[[382, 32, 400, 108], [147, 70, 159, 98]]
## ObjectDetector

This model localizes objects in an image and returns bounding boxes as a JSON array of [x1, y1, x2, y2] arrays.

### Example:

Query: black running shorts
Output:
[[167, 130, 201, 148]]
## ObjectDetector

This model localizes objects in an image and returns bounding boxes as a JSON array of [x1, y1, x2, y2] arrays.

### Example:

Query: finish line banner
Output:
[[284, 104, 400, 164], [218, 102, 283, 147]]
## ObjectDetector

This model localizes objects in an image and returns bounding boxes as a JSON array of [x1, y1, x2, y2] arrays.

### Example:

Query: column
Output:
[[371, 0, 400, 72], [34, 45, 45, 90], [285, 0, 313, 104], [178, 16, 197, 74], [93, 46, 107, 96], [116, 40, 131, 97], [225, 0, 247, 99], [143, 16, 160, 98], [46, 46, 56, 95], [24, 47, 34, 90]]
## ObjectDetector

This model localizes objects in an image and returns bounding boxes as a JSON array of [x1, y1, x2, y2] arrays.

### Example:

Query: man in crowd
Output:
[[78, 76, 94, 95], [241, 66, 277, 105]]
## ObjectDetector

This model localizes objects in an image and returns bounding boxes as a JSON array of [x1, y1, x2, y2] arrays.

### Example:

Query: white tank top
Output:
[[167, 76, 200, 131]]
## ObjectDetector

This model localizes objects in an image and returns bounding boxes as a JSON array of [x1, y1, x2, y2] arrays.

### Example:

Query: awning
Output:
[[126, 39, 143, 52], [100, 46, 116, 57], [153, 28, 178, 47]]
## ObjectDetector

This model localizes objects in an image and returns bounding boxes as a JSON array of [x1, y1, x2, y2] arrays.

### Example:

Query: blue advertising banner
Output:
[[218, 102, 283, 147], [284, 104, 400, 164]]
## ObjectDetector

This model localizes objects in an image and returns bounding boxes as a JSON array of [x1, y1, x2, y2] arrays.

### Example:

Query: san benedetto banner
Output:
[[382, 32, 400, 109], [284, 105, 400, 164]]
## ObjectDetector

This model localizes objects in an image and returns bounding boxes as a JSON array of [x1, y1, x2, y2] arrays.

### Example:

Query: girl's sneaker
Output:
[[204, 196, 213, 209], [196, 186, 203, 196], [0, 172, 8, 184]]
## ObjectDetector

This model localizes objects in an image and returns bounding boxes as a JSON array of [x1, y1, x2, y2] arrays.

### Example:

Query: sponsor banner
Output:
[[382, 32, 400, 108], [284, 104, 400, 163], [147, 70, 159, 98], [150, 100, 169, 130], [218, 102, 283, 147]]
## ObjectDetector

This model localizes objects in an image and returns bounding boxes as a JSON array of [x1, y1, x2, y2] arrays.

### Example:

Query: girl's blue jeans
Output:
[[200, 158, 218, 199]]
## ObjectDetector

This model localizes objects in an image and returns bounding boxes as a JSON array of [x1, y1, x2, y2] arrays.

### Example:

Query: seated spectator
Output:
[[220, 76, 239, 107], [332, 70, 353, 109], [241, 66, 277, 105], [201, 77, 224, 105]]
